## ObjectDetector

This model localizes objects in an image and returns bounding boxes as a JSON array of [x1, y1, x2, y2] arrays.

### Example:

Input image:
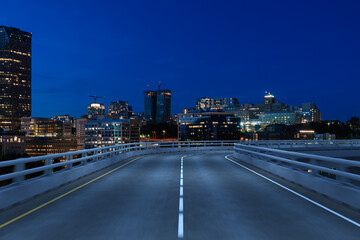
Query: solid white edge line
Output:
[[224, 155, 360, 228]]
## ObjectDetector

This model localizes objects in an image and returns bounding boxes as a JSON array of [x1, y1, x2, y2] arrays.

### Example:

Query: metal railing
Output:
[[0, 140, 237, 188], [242, 139, 360, 148], [234, 142, 360, 187]]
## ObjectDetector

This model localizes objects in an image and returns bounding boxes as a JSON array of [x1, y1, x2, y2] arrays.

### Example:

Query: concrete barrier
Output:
[[233, 149, 360, 210]]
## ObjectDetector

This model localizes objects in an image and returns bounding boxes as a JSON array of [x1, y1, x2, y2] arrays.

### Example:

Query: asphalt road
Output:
[[0, 151, 360, 240]]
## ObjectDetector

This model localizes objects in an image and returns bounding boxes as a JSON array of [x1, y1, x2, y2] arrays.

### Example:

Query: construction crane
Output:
[[90, 95, 105, 102]]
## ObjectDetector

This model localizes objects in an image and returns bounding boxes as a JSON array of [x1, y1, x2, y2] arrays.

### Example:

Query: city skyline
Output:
[[1, 1, 359, 121]]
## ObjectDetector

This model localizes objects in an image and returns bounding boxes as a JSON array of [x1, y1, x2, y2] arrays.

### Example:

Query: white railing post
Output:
[[44, 157, 53, 175], [81, 152, 87, 165], [14, 162, 25, 183], [93, 150, 98, 161], [66, 155, 73, 170]]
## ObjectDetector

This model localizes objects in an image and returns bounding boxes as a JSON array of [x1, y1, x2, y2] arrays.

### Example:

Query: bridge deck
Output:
[[0, 151, 359, 239]]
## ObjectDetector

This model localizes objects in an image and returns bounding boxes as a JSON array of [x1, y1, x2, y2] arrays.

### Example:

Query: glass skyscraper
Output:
[[144, 89, 171, 123], [0, 26, 32, 131]]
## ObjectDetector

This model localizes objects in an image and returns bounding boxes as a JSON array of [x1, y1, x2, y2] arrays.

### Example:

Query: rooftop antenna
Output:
[[90, 95, 105, 103], [158, 81, 165, 91]]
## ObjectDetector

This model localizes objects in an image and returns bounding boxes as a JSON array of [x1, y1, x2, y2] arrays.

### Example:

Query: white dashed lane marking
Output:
[[178, 155, 186, 239]]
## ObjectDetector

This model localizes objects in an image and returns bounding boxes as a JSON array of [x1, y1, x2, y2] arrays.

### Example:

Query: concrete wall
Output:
[[0, 146, 232, 210], [233, 151, 360, 210]]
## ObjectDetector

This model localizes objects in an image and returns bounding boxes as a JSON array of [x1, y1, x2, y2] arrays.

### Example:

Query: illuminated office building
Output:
[[85, 119, 140, 149], [25, 137, 77, 157], [264, 92, 275, 104], [0, 26, 32, 131], [178, 112, 241, 141], [300, 103, 321, 123], [87, 102, 105, 120], [259, 111, 301, 125], [109, 101, 132, 119], [21, 117, 72, 137], [196, 97, 239, 112]]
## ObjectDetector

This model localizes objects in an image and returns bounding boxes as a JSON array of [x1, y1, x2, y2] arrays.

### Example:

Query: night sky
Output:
[[1, 0, 359, 121]]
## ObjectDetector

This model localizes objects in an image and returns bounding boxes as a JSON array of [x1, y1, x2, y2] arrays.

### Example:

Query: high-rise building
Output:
[[0, 26, 32, 131], [109, 101, 132, 119], [300, 103, 321, 123], [144, 89, 171, 123], [87, 102, 105, 120], [196, 97, 239, 112], [76, 118, 88, 150], [264, 92, 275, 104]]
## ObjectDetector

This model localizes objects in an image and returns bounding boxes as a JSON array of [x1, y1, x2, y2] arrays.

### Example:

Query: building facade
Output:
[[144, 89, 171, 123], [25, 137, 77, 157], [196, 97, 239, 112], [178, 112, 241, 141], [0, 131, 26, 157], [87, 102, 105, 120], [259, 111, 301, 125], [21, 117, 71, 137], [300, 103, 321, 123], [0, 26, 32, 131], [108, 101, 132, 119], [85, 119, 140, 149], [76, 118, 88, 150]]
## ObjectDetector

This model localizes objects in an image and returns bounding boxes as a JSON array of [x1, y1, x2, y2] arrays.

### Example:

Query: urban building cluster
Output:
[[2, 25, 356, 160], [178, 93, 321, 141]]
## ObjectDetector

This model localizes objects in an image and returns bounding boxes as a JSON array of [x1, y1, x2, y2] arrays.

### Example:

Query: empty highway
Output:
[[0, 151, 360, 240]]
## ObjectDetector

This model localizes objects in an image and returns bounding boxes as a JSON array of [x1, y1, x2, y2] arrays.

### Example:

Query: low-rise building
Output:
[[20, 117, 77, 156], [178, 112, 241, 141], [25, 137, 77, 156], [196, 97, 239, 112], [259, 111, 301, 125], [85, 119, 140, 149], [0, 132, 26, 158]]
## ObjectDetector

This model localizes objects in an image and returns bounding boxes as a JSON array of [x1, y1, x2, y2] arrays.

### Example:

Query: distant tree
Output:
[[347, 117, 360, 128]]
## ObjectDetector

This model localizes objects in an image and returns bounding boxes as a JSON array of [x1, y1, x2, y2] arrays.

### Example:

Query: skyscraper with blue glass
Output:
[[144, 89, 171, 123]]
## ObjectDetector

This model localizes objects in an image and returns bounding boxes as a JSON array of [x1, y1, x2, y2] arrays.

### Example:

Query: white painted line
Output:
[[178, 155, 187, 239], [180, 186, 183, 197], [178, 213, 184, 238], [225, 155, 360, 228], [179, 197, 183, 212]]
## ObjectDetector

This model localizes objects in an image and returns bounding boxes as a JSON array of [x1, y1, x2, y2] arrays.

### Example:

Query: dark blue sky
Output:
[[2, 0, 359, 121]]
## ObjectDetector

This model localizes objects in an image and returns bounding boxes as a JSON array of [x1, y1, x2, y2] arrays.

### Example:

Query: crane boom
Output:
[[90, 95, 105, 102]]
